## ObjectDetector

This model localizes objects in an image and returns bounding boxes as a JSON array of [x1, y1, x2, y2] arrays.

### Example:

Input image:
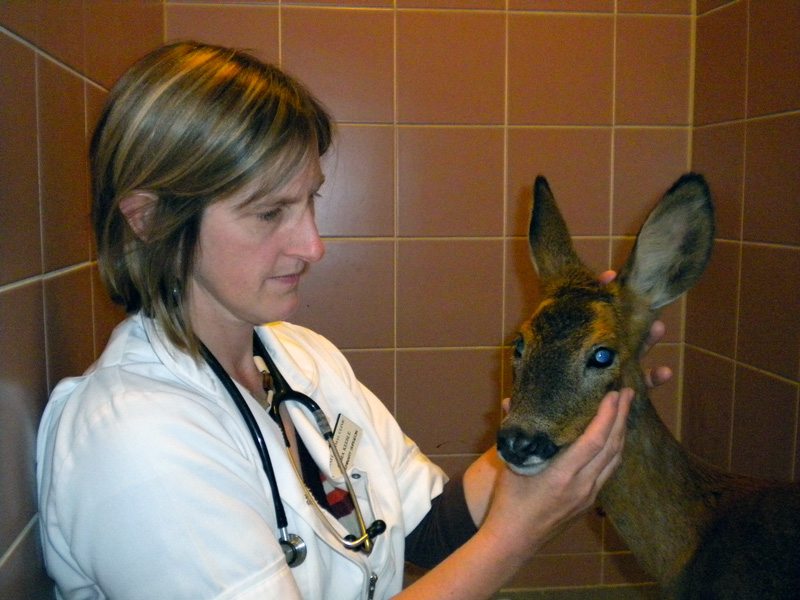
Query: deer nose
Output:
[[497, 427, 559, 466]]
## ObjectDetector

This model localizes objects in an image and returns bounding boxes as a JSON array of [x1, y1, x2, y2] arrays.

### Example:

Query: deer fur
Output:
[[497, 174, 800, 599]]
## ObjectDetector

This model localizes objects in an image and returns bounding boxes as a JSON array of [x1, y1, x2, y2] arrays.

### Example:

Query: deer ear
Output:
[[528, 176, 586, 281], [618, 173, 714, 310]]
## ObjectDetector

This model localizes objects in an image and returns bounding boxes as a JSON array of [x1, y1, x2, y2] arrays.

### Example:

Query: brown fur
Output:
[[498, 174, 800, 599]]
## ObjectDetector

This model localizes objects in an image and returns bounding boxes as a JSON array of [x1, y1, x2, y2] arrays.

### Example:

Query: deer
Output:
[[496, 173, 800, 599]]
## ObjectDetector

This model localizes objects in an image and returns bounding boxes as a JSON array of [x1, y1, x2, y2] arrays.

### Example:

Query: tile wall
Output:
[[0, 0, 796, 597]]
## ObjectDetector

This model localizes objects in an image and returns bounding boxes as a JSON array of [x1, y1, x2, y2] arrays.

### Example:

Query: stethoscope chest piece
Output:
[[280, 530, 307, 567]]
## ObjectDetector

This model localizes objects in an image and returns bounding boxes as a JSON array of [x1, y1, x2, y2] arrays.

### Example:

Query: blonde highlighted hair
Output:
[[91, 41, 333, 356]]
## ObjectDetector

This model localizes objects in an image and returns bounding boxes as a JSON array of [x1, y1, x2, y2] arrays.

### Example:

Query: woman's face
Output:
[[188, 150, 326, 336]]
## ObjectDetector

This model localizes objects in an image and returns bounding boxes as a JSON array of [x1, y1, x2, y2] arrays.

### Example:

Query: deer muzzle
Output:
[[496, 426, 560, 475]]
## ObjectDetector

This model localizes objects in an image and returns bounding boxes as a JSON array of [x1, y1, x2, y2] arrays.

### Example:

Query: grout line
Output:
[[392, 0, 399, 417]]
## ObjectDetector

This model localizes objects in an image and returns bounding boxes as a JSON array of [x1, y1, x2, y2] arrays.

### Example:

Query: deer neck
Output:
[[598, 387, 713, 587]]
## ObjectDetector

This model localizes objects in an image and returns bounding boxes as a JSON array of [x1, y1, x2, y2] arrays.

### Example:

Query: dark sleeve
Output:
[[404, 473, 479, 569]]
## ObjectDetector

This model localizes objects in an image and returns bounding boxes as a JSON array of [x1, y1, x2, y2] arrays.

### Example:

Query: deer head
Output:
[[497, 174, 714, 475]]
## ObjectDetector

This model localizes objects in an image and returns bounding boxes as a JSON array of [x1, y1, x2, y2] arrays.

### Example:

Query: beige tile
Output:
[[0, 34, 41, 286], [85, 0, 163, 89], [618, 0, 691, 13], [397, 239, 504, 348], [0, 282, 47, 551], [397, 10, 505, 125], [509, 0, 613, 10], [165, 4, 279, 64], [685, 240, 739, 359], [615, 15, 691, 125], [694, 1, 747, 125], [282, 7, 393, 123], [44, 267, 95, 388], [731, 365, 798, 480], [612, 128, 689, 236], [509, 13, 614, 125], [691, 122, 746, 241], [737, 244, 800, 380], [398, 127, 504, 237], [37, 56, 92, 272], [317, 125, 394, 237], [396, 348, 503, 455], [292, 240, 395, 349], [507, 127, 613, 236], [747, 0, 800, 117], [743, 113, 800, 245], [681, 347, 734, 469]]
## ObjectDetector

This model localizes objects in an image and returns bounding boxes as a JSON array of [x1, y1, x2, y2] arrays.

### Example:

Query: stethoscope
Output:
[[199, 332, 385, 568]]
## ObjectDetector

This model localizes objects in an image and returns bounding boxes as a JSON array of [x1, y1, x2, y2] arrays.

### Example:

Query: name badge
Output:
[[330, 414, 362, 478]]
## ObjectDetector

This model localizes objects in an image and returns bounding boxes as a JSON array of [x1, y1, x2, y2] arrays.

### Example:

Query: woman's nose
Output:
[[294, 207, 325, 264]]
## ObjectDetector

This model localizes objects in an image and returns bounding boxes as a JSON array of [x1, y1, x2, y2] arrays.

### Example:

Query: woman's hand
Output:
[[599, 270, 672, 389]]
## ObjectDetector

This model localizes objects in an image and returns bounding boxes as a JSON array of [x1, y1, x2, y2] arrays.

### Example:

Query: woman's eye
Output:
[[587, 347, 615, 369], [513, 335, 525, 359], [257, 207, 282, 221]]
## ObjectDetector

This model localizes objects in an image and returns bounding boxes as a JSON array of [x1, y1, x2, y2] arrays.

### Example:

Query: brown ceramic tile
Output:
[[507, 127, 613, 236], [509, 552, 603, 588], [696, 0, 733, 13], [397, 127, 504, 237], [747, 0, 800, 117], [292, 240, 395, 349], [508, 13, 614, 126], [743, 112, 800, 245], [691, 122, 745, 240], [0, 1, 39, 42], [0, 522, 53, 600], [685, 241, 739, 359], [165, 4, 279, 64], [730, 365, 798, 480], [282, 0, 391, 6], [84, 0, 163, 89], [539, 511, 603, 554], [37, 56, 92, 272], [643, 343, 681, 436], [737, 244, 800, 380], [397, 10, 505, 125], [0, 282, 47, 552], [615, 15, 691, 126], [397, 239, 504, 347], [91, 265, 127, 357], [694, 1, 747, 126], [396, 348, 503, 455], [399, 0, 504, 7], [509, 0, 613, 10], [0, 34, 41, 286], [282, 7, 393, 124], [681, 346, 734, 469], [316, 125, 394, 237], [340, 349, 395, 412], [44, 267, 96, 388], [612, 128, 690, 235], [603, 551, 654, 585], [618, 0, 691, 13]]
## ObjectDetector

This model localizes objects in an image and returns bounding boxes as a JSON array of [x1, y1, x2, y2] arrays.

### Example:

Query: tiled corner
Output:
[[0, 33, 41, 286], [397, 10, 505, 124], [165, 3, 279, 64], [396, 348, 503, 455], [317, 125, 395, 237], [612, 128, 690, 236], [507, 127, 613, 237], [693, 0, 748, 125], [730, 364, 798, 480], [282, 6, 393, 123], [508, 12, 614, 125], [397, 239, 504, 348], [681, 346, 734, 469], [398, 127, 505, 237], [292, 240, 395, 350], [615, 15, 691, 125], [691, 122, 746, 241], [743, 112, 800, 245]]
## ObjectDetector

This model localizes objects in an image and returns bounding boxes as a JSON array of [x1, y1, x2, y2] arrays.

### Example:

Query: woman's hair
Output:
[[91, 41, 333, 356]]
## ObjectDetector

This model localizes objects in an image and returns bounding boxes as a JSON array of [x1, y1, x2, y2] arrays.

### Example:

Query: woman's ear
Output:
[[119, 192, 157, 240]]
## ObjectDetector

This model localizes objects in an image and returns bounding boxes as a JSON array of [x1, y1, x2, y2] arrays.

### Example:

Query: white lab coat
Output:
[[36, 313, 446, 600]]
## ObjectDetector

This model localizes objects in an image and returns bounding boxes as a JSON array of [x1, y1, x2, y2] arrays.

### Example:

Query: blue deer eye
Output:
[[588, 347, 615, 369], [513, 335, 525, 359]]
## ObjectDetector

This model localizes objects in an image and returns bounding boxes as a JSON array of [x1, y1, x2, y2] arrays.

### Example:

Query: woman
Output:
[[37, 42, 642, 600]]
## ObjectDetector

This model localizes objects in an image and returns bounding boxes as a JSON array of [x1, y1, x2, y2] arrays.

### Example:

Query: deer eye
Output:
[[513, 335, 525, 359], [587, 347, 615, 369]]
